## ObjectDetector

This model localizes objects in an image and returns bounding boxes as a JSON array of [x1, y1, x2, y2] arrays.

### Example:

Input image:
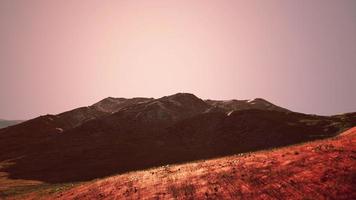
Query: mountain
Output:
[[205, 98, 290, 113], [0, 96, 151, 141], [92, 97, 153, 113], [25, 127, 356, 200], [0, 119, 24, 129], [0, 93, 355, 198]]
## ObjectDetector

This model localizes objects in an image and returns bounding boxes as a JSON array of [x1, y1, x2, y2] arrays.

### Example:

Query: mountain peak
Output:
[[111, 93, 210, 123], [247, 98, 271, 104], [249, 97, 266, 101], [165, 92, 199, 99], [161, 93, 207, 108], [92, 97, 153, 113]]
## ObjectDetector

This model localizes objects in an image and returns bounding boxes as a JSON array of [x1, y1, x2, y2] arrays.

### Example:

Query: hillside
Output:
[[0, 93, 355, 198], [13, 127, 356, 199]]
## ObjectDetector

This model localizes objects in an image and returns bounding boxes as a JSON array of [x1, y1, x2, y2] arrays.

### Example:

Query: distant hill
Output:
[[0, 119, 24, 129]]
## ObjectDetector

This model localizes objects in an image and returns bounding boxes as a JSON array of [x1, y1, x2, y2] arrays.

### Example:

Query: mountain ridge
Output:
[[0, 93, 355, 192]]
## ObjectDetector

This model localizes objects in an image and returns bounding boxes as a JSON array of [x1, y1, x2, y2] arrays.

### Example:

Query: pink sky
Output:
[[0, 0, 355, 119]]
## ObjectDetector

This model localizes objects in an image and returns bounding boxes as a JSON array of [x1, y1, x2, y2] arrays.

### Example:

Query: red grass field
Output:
[[11, 127, 356, 200]]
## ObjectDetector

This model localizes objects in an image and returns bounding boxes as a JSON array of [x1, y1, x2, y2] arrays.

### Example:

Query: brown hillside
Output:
[[18, 127, 356, 200]]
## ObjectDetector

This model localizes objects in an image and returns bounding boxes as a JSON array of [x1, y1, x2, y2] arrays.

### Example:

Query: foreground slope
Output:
[[19, 127, 356, 200]]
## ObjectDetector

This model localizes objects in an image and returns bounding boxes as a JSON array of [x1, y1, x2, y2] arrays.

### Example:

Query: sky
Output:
[[0, 0, 355, 119]]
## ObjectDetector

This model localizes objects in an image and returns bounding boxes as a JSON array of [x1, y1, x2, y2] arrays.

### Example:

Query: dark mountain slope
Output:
[[26, 127, 356, 200], [2, 110, 355, 183], [0, 97, 152, 159], [0, 93, 355, 185], [167, 110, 353, 159]]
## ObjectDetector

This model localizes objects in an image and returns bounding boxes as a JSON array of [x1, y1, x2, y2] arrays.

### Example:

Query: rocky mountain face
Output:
[[91, 97, 153, 113], [0, 93, 355, 184], [205, 98, 290, 113]]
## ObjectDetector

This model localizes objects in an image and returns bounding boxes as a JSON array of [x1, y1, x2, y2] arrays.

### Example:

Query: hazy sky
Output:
[[0, 0, 355, 119]]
